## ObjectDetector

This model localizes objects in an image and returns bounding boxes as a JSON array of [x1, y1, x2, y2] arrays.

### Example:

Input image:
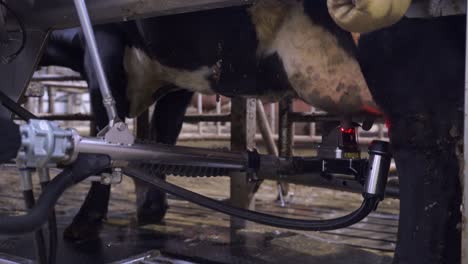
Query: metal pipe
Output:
[[216, 97, 222, 135], [39, 81, 87, 89], [77, 137, 246, 170], [197, 93, 203, 134], [14, 113, 233, 122], [289, 112, 385, 123], [256, 100, 278, 156], [47, 87, 54, 114], [37, 168, 51, 184], [277, 98, 293, 206], [309, 107, 316, 138], [177, 133, 382, 144], [15, 114, 93, 121], [73, 0, 118, 126], [270, 103, 276, 134], [32, 74, 82, 82], [18, 167, 33, 192]]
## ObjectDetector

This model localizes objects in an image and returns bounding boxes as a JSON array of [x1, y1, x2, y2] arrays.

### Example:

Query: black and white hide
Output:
[[38, 0, 379, 242], [124, 0, 378, 117], [40, 27, 194, 241]]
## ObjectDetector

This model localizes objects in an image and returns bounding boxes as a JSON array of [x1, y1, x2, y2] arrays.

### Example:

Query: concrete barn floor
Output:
[[0, 142, 399, 263]]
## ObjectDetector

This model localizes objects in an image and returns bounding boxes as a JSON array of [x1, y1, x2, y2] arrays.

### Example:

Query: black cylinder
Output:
[[0, 117, 21, 164]]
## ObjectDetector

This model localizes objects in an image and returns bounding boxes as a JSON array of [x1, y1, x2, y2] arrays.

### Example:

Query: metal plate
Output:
[[7, 0, 254, 30]]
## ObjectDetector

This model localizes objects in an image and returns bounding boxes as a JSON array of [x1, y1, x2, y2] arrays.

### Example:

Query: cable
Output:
[[41, 182, 57, 264], [0, 154, 110, 235], [0, 89, 37, 120], [124, 166, 380, 231], [23, 190, 48, 264], [0, 0, 26, 64]]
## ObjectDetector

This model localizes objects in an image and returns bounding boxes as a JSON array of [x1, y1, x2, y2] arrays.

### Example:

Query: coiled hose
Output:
[[124, 166, 380, 231]]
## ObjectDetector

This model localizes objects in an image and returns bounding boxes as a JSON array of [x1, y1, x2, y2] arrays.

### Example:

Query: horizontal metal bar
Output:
[[31, 74, 82, 82], [8, 0, 253, 30], [13, 113, 229, 122], [177, 133, 382, 145], [39, 81, 88, 89], [289, 112, 385, 123], [184, 114, 231, 123], [15, 113, 93, 121], [77, 137, 247, 170]]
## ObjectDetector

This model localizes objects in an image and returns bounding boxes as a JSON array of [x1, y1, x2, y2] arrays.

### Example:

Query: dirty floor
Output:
[[0, 161, 398, 263]]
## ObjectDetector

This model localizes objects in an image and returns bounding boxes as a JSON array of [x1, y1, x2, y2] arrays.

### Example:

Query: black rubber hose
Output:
[[0, 90, 36, 121], [41, 182, 57, 264], [0, 154, 110, 235], [23, 190, 48, 264], [0, 117, 21, 164], [0, 90, 37, 163], [124, 167, 380, 231]]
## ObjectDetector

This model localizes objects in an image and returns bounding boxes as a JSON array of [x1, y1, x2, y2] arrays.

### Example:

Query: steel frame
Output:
[[6, 0, 253, 29], [0, 0, 252, 119], [2, 0, 464, 261]]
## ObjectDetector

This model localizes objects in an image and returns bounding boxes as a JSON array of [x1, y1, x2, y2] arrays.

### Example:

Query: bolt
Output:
[[116, 122, 127, 131], [101, 173, 112, 185]]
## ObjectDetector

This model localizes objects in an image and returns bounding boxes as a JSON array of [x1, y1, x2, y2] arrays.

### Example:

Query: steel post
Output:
[[256, 100, 278, 156], [277, 98, 293, 202], [229, 97, 257, 240]]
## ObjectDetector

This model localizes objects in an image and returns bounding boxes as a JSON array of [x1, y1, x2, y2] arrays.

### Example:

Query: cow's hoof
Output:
[[63, 218, 103, 242], [136, 197, 168, 225]]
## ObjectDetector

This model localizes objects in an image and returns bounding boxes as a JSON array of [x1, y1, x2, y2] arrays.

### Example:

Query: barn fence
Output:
[[26, 68, 389, 147]]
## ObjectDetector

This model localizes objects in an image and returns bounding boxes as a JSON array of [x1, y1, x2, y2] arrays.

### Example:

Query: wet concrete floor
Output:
[[0, 163, 398, 263]]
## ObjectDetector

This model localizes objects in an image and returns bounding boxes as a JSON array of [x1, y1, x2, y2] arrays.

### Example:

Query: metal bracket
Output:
[[103, 122, 135, 145], [17, 119, 76, 168], [100, 168, 123, 185]]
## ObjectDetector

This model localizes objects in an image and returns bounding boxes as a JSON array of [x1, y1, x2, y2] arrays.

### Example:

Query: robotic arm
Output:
[[327, 0, 412, 33]]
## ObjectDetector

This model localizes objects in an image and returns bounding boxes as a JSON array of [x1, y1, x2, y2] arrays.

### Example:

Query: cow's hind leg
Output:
[[64, 25, 129, 241], [359, 16, 464, 264], [134, 88, 194, 224]]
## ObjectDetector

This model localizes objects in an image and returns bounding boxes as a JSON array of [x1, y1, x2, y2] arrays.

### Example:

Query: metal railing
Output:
[[25, 70, 389, 146]]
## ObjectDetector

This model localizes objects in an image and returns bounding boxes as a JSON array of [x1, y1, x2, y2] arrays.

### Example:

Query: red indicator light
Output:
[[340, 127, 355, 134]]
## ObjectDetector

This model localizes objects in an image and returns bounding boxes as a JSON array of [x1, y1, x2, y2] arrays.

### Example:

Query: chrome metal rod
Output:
[[256, 100, 278, 156], [77, 137, 246, 170], [37, 168, 51, 184], [73, 0, 118, 125]]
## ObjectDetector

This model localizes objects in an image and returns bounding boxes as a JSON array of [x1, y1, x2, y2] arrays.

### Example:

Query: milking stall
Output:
[[0, 0, 465, 263]]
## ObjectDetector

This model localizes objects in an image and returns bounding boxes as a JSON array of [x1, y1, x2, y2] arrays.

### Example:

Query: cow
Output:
[[40, 27, 195, 240], [124, 0, 378, 118], [37, 1, 468, 263], [358, 14, 464, 264], [38, 0, 380, 241]]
